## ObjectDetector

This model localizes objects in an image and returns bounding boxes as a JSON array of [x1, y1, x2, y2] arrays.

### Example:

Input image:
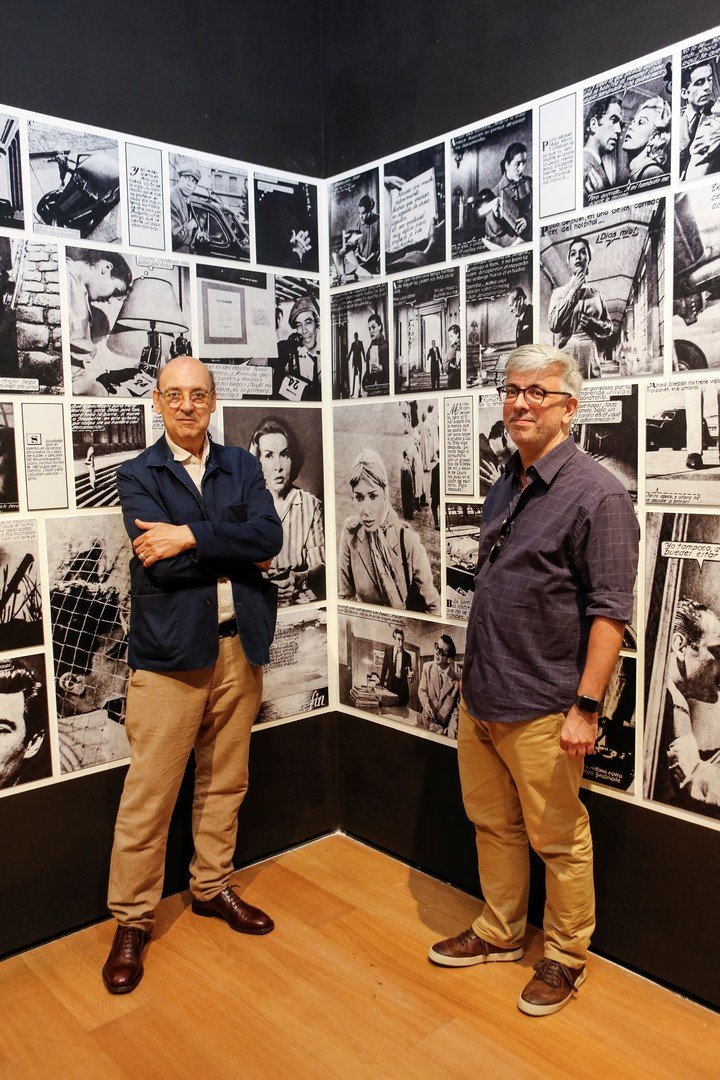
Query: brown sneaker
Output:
[[428, 926, 524, 967], [517, 958, 587, 1015]]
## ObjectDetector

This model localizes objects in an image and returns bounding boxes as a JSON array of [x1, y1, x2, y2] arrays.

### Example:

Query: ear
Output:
[[671, 631, 688, 658], [563, 395, 579, 428], [99, 260, 113, 277], [152, 387, 163, 414], [23, 729, 45, 762]]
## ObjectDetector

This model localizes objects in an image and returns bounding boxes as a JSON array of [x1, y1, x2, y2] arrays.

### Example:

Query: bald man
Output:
[[102, 357, 283, 995]]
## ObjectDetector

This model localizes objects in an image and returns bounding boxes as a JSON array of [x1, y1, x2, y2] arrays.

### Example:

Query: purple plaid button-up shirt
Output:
[[462, 437, 638, 724]]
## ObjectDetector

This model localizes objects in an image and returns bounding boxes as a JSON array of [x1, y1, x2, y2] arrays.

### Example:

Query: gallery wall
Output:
[[326, 19, 720, 1007], [0, 68, 334, 964], [327, 22, 720, 838]]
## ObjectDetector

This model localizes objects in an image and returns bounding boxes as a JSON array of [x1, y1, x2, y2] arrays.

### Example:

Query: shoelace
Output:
[[116, 927, 145, 957], [220, 886, 246, 912], [455, 928, 479, 946], [532, 959, 566, 988]]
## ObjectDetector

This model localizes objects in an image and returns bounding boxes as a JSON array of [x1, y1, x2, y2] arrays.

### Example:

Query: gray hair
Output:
[[505, 344, 583, 399]]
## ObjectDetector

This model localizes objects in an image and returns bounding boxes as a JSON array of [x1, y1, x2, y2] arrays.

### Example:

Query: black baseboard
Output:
[[3, 709, 719, 1011], [337, 712, 720, 1011], [0, 714, 339, 959]]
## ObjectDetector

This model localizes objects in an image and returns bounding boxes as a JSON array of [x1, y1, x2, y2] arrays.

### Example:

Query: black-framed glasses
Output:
[[434, 642, 450, 657], [157, 388, 214, 407], [488, 516, 514, 564], [497, 384, 572, 405]]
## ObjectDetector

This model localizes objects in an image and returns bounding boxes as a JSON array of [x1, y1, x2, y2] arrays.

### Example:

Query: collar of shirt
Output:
[[165, 433, 210, 469], [504, 434, 576, 489]]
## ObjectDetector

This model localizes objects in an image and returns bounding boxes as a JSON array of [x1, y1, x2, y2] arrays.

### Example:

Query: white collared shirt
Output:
[[165, 434, 235, 624]]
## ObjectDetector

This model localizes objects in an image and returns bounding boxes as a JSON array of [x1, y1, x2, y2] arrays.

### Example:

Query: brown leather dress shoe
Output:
[[428, 926, 524, 967], [517, 958, 587, 1016], [102, 924, 150, 994], [191, 885, 274, 935]]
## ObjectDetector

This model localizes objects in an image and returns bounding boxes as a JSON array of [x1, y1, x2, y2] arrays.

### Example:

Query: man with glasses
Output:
[[102, 355, 283, 995], [429, 344, 638, 1016], [418, 634, 461, 736]]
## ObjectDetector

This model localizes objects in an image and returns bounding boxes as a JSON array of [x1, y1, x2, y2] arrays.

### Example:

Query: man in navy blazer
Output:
[[102, 356, 283, 995]]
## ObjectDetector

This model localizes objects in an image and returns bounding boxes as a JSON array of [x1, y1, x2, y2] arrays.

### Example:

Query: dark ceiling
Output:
[[0, 0, 717, 176]]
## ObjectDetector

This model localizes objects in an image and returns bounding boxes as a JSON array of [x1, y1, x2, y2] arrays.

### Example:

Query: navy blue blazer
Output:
[[117, 435, 283, 672]]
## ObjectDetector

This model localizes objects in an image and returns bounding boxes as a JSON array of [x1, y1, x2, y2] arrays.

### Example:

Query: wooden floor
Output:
[[2, 835, 719, 1080]]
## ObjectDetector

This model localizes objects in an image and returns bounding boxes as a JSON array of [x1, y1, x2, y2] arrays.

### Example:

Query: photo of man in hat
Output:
[[280, 294, 321, 402], [169, 158, 205, 254]]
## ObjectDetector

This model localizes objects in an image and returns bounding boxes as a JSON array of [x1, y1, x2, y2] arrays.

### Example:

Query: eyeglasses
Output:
[[488, 516, 514, 564], [434, 642, 451, 657], [157, 388, 214, 407], [497, 384, 572, 405]]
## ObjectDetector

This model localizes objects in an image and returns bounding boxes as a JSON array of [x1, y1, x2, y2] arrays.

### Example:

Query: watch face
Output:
[[575, 694, 601, 712]]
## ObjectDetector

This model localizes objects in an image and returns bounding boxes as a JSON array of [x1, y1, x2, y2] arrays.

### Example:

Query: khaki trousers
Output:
[[108, 635, 263, 931], [458, 698, 595, 968]]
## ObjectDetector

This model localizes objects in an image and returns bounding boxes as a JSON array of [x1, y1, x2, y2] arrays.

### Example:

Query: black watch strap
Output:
[[574, 693, 602, 713]]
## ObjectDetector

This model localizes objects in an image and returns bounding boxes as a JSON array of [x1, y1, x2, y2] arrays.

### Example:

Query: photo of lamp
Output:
[[106, 276, 190, 392]]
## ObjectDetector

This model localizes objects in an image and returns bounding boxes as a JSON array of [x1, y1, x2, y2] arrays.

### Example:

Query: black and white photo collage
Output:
[[0, 107, 329, 799], [5, 23, 720, 832], [329, 26, 720, 827]]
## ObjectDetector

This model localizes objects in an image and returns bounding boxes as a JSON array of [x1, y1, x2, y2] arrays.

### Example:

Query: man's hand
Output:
[[560, 705, 598, 757], [133, 519, 195, 566], [667, 733, 701, 788], [254, 558, 273, 573], [290, 229, 312, 262]]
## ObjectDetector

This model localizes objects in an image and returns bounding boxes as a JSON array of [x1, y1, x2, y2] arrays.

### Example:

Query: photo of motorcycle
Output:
[[35, 149, 120, 239]]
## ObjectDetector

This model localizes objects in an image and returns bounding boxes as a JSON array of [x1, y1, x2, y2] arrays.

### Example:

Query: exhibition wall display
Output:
[[2, 25, 720, 850], [327, 25, 720, 833]]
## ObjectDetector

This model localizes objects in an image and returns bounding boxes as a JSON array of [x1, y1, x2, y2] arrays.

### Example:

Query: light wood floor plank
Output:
[[2, 834, 718, 1080]]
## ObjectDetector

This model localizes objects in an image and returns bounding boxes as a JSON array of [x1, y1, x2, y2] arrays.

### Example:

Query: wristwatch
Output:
[[574, 693, 602, 714]]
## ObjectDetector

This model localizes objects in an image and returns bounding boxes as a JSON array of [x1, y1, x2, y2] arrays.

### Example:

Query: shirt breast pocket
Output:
[[227, 501, 247, 523]]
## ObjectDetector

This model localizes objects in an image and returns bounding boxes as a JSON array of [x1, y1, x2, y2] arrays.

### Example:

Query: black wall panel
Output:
[[0, 0, 325, 175], [337, 713, 720, 1010], [322, 1, 720, 175], [0, 715, 339, 958]]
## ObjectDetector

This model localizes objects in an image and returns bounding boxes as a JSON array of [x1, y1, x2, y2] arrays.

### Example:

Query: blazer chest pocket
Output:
[[227, 501, 247, 523]]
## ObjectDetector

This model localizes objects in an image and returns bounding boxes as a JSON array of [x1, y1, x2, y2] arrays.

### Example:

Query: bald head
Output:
[[157, 356, 215, 394]]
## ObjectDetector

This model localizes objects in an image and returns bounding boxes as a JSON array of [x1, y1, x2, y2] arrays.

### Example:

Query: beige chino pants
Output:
[[108, 635, 263, 931], [458, 698, 595, 968]]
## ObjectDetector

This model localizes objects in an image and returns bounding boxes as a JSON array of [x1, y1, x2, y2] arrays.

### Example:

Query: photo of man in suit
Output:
[[380, 627, 413, 707]]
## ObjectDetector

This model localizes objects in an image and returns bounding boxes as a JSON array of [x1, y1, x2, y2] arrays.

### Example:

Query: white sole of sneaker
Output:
[[428, 945, 524, 967], [516, 967, 587, 1016]]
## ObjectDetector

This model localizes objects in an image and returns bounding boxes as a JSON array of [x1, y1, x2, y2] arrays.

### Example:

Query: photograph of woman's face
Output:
[[623, 107, 657, 152], [258, 432, 292, 497], [352, 477, 386, 531]]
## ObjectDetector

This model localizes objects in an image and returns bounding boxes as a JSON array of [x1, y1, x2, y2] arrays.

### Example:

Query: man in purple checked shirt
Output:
[[428, 344, 638, 1017]]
